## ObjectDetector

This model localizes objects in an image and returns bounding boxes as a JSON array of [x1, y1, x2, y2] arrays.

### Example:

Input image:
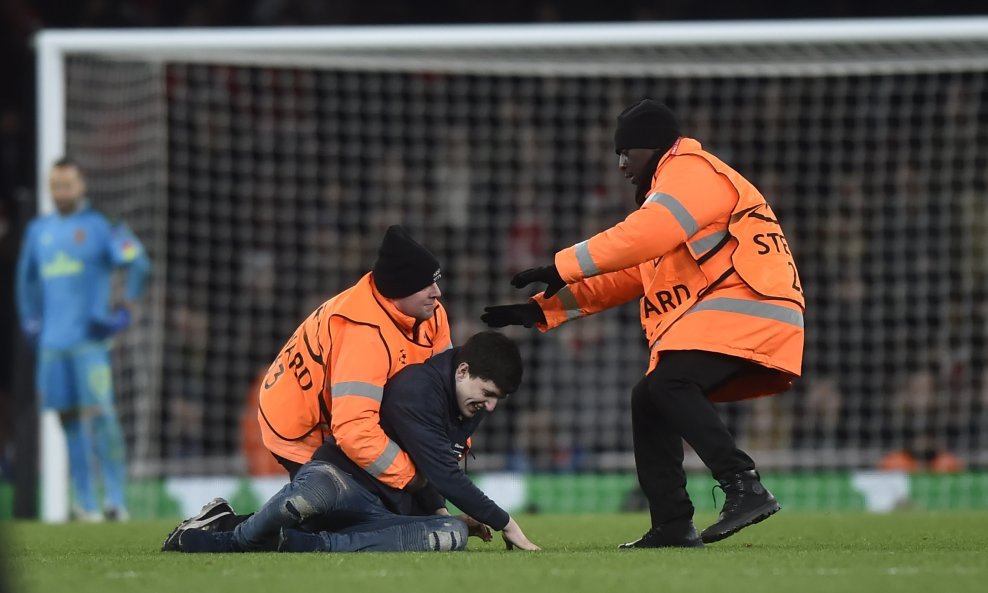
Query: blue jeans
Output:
[[233, 460, 469, 552]]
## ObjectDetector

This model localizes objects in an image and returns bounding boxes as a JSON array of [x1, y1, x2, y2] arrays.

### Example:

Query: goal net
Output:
[[37, 18, 988, 518]]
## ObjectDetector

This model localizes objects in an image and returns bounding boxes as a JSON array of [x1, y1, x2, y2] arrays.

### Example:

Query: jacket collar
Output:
[[370, 276, 424, 338], [440, 348, 462, 419], [637, 137, 695, 206], [655, 137, 701, 173], [649, 136, 703, 187]]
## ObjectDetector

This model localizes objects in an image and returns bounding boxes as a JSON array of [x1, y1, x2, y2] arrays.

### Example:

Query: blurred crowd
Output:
[[150, 66, 987, 475]]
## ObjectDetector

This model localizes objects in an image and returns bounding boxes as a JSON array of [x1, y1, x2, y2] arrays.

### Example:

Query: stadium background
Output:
[[3, 1, 988, 520]]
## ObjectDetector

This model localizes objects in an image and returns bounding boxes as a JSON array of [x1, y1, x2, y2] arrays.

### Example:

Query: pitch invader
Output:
[[16, 157, 151, 521]]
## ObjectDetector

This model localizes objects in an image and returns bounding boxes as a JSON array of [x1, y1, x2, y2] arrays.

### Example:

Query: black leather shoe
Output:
[[619, 521, 704, 549], [701, 469, 780, 544]]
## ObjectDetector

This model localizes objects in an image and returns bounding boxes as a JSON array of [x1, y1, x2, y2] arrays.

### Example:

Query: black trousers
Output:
[[631, 350, 758, 527]]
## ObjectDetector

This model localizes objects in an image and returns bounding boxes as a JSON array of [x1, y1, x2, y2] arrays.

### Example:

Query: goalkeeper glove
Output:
[[89, 307, 132, 338]]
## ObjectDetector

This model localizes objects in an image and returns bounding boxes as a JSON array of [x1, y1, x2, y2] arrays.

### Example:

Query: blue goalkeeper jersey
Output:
[[15, 203, 151, 350]]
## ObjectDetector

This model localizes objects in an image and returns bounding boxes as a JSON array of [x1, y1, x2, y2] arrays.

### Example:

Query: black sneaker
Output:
[[161, 498, 235, 552], [178, 529, 242, 553], [618, 521, 704, 549], [278, 527, 326, 553], [700, 469, 780, 544]]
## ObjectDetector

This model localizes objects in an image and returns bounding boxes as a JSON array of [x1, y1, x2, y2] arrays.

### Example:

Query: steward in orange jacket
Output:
[[259, 225, 451, 490], [483, 99, 804, 548]]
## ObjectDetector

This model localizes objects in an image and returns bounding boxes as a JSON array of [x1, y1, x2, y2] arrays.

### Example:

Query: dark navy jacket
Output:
[[312, 348, 510, 530]]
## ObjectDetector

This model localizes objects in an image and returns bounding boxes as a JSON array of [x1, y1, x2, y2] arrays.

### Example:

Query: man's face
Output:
[[454, 362, 505, 418], [617, 148, 659, 186], [393, 282, 442, 321], [49, 165, 86, 215]]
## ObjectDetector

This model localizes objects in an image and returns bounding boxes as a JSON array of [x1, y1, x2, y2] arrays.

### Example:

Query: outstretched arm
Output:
[[555, 156, 737, 284], [384, 386, 510, 531], [486, 265, 643, 331], [530, 266, 644, 330]]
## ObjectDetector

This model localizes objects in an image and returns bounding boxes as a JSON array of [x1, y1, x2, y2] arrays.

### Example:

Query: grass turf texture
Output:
[[6, 512, 988, 593]]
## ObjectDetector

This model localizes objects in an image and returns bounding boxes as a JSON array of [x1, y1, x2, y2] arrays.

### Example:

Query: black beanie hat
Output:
[[613, 99, 681, 155], [372, 225, 442, 298]]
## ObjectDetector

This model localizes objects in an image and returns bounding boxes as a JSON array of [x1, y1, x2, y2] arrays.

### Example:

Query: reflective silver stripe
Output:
[[330, 381, 384, 402], [574, 240, 599, 277], [690, 231, 727, 257], [645, 192, 698, 237], [556, 287, 582, 321], [365, 439, 400, 477], [686, 297, 804, 328]]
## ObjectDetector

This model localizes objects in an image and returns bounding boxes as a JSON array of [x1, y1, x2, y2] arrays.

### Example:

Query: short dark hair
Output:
[[454, 331, 523, 396], [52, 156, 81, 171]]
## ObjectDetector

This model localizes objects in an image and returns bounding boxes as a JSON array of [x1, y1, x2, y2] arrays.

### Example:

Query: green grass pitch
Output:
[[6, 512, 988, 593]]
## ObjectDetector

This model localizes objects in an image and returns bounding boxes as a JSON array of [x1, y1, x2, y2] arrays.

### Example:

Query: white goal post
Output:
[[35, 17, 988, 522]]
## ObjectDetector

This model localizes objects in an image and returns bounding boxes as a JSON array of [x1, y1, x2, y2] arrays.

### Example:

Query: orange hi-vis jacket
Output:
[[258, 272, 452, 488], [535, 137, 805, 402]]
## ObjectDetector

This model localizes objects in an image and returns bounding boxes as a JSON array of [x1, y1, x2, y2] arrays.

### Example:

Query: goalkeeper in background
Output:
[[15, 157, 151, 521]]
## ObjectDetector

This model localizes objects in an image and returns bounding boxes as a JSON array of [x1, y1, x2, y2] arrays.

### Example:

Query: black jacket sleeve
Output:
[[411, 483, 446, 515], [385, 389, 510, 530]]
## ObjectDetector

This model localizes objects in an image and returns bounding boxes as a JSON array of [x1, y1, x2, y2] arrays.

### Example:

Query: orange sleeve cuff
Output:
[[555, 246, 585, 284]]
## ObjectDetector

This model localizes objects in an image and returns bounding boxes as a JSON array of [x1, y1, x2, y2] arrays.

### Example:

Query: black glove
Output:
[[89, 307, 133, 339], [511, 264, 566, 298], [481, 303, 546, 328]]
